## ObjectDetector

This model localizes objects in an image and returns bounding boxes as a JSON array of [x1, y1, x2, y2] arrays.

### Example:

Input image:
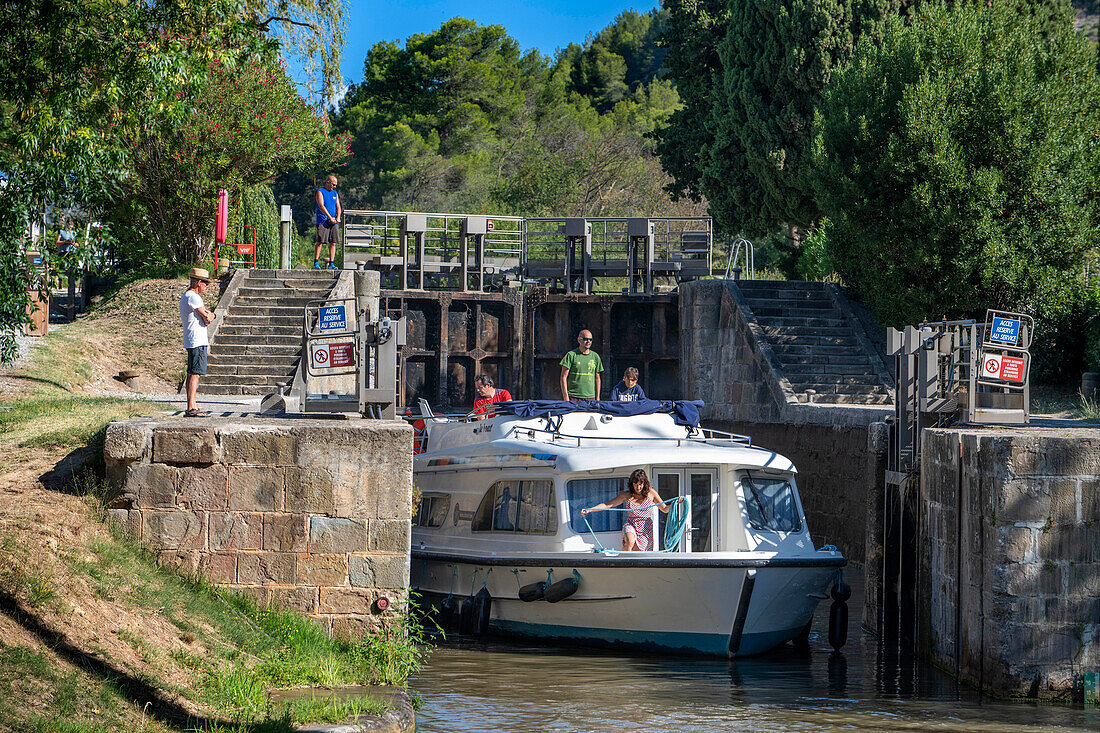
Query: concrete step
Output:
[[755, 316, 846, 329], [205, 364, 297, 377], [200, 374, 294, 387], [781, 363, 880, 377], [233, 296, 319, 308], [219, 314, 301, 328], [208, 353, 298, 367], [761, 330, 853, 345], [739, 280, 827, 292], [798, 392, 892, 405], [769, 344, 868, 359], [212, 334, 300, 347], [746, 303, 835, 317], [228, 305, 306, 318], [208, 343, 300, 356], [215, 324, 300, 337], [244, 278, 338, 289], [237, 286, 333, 299], [196, 383, 277, 396], [789, 373, 886, 387], [246, 269, 339, 280], [792, 383, 893, 394]]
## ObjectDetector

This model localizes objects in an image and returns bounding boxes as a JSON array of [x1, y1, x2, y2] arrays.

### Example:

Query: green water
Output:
[[411, 573, 1099, 732]]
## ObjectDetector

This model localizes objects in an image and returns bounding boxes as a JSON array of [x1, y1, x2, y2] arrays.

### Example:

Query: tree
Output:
[[0, 0, 347, 364], [128, 58, 348, 265], [652, 0, 731, 207], [814, 1, 1099, 334]]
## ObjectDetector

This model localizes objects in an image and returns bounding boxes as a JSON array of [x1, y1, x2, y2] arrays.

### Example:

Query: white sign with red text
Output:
[[981, 353, 1026, 383]]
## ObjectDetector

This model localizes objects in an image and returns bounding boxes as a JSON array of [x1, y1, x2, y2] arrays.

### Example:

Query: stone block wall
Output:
[[920, 427, 1100, 698], [680, 279, 890, 571], [104, 416, 413, 636]]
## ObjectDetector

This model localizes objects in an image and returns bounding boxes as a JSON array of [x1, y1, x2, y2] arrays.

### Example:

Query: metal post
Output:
[[416, 231, 426, 290], [582, 231, 591, 295], [564, 240, 573, 294], [645, 232, 654, 294], [460, 234, 469, 292], [476, 233, 485, 292], [279, 205, 292, 270]]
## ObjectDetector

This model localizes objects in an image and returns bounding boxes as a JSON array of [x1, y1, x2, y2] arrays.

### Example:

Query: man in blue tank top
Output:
[[314, 174, 341, 269]]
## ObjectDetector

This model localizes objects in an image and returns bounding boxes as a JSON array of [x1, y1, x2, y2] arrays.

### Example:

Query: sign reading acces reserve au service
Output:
[[318, 304, 347, 332], [988, 315, 1021, 346]]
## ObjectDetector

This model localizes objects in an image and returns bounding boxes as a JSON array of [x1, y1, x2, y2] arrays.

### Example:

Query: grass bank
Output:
[[0, 276, 428, 732]]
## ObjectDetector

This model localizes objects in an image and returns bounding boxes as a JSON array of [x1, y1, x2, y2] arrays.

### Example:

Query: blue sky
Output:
[[335, 0, 660, 86]]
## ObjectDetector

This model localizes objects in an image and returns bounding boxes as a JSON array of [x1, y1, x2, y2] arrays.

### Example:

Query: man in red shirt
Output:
[[472, 375, 512, 415]]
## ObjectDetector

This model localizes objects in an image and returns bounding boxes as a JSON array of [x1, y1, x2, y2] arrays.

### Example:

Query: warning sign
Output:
[[981, 353, 1026, 383], [318, 304, 347, 332], [310, 342, 354, 370], [988, 316, 1020, 346], [486, 219, 495, 231], [236, 244, 254, 255]]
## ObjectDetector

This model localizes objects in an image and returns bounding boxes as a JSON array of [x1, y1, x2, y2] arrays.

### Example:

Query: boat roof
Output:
[[415, 410, 796, 474]]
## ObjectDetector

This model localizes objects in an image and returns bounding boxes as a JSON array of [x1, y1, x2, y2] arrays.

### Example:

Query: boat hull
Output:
[[412, 550, 844, 657]]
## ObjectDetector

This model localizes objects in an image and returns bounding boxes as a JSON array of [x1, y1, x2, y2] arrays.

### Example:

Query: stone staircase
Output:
[[736, 280, 892, 405], [199, 269, 339, 395]]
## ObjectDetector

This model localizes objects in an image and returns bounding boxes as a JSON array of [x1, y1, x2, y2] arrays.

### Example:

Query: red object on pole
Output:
[[215, 189, 228, 244]]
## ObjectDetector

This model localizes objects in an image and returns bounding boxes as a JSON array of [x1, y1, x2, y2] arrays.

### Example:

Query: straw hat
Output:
[[188, 267, 213, 283]]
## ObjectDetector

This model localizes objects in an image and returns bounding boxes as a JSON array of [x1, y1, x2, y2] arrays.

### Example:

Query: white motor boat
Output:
[[410, 400, 847, 657]]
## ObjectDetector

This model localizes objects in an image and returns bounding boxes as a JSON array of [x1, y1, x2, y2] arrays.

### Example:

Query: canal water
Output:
[[411, 571, 1099, 732]]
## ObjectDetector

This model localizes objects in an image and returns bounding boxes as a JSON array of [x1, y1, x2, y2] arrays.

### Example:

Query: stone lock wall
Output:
[[920, 427, 1100, 698], [104, 416, 413, 636], [679, 279, 890, 566]]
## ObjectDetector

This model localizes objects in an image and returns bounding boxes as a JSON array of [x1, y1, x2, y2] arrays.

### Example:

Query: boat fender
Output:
[[458, 595, 476, 635], [439, 595, 457, 631], [473, 587, 492, 635], [544, 570, 581, 604], [518, 581, 546, 602], [828, 580, 850, 650]]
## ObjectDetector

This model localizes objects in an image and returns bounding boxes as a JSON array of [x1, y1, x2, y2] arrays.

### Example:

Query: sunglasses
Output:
[[580, 337, 593, 341]]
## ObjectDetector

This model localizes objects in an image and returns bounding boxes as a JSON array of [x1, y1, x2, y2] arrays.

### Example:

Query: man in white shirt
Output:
[[180, 268, 216, 417]]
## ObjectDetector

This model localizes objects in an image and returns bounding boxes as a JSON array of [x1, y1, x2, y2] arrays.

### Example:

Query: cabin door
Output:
[[654, 468, 718, 552]]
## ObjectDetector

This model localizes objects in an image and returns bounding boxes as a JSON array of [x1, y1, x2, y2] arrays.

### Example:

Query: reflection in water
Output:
[[412, 570, 1100, 732]]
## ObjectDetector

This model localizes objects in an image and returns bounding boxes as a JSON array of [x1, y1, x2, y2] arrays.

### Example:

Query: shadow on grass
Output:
[[0, 590, 301, 732], [0, 374, 75, 393]]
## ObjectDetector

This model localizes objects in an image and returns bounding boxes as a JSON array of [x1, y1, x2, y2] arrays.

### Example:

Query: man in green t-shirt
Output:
[[559, 329, 604, 400]]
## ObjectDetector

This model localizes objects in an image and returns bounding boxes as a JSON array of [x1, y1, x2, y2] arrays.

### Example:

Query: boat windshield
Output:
[[742, 473, 802, 533]]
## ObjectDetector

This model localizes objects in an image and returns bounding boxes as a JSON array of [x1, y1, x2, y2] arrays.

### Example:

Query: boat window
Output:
[[742, 473, 802, 533], [413, 493, 450, 528], [566, 477, 627, 533], [471, 480, 557, 533]]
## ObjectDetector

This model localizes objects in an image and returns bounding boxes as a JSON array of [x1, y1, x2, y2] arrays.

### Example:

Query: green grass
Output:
[[59, 521, 429, 726], [0, 395, 151, 450]]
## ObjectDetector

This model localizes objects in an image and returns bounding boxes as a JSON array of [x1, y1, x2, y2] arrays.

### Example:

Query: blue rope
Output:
[[581, 496, 687, 552], [509, 569, 521, 590], [446, 566, 457, 600], [818, 544, 838, 552], [662, 498, 688, 551]]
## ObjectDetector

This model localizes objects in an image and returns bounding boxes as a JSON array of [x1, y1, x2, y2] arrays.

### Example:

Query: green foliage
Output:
[[796, 220, 839, 281], [128, 58, 348, 266], [321, 15, 695, 221], [232, 185, 281, 269], [814, 0, 1100, 381]]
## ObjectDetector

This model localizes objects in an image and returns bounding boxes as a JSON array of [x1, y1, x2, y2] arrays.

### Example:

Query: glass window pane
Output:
[[566, 478, 626, 533], [493, 480, 520, 531], [471, 487, 495, 531], [690, 473, 712, 552], [743, 474, 802, 533], [426, 495, 450, 527], [517, 481, 555, 533], [656, 473, 680, 548]]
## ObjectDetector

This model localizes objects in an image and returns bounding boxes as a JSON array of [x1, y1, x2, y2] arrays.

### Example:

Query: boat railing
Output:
[[508, 424, 752, 448]]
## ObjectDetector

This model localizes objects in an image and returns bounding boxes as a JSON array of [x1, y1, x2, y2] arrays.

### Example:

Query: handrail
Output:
[[510, 424, 752, 447]]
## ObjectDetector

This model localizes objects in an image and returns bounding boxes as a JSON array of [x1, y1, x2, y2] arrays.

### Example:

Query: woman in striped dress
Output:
[[582, 468, 683, 551]]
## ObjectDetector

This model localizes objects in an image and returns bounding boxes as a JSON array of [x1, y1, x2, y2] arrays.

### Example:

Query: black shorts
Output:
[[186, 346, 208, 375], [316, 222, 340, 244]]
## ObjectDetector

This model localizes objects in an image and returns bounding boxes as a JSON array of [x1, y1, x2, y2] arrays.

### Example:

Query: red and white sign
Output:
[[310, 342, 354, 370], [236, 244, 254, 255], [981, 353, 1026, 383], [486, 219, 495, 231]]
